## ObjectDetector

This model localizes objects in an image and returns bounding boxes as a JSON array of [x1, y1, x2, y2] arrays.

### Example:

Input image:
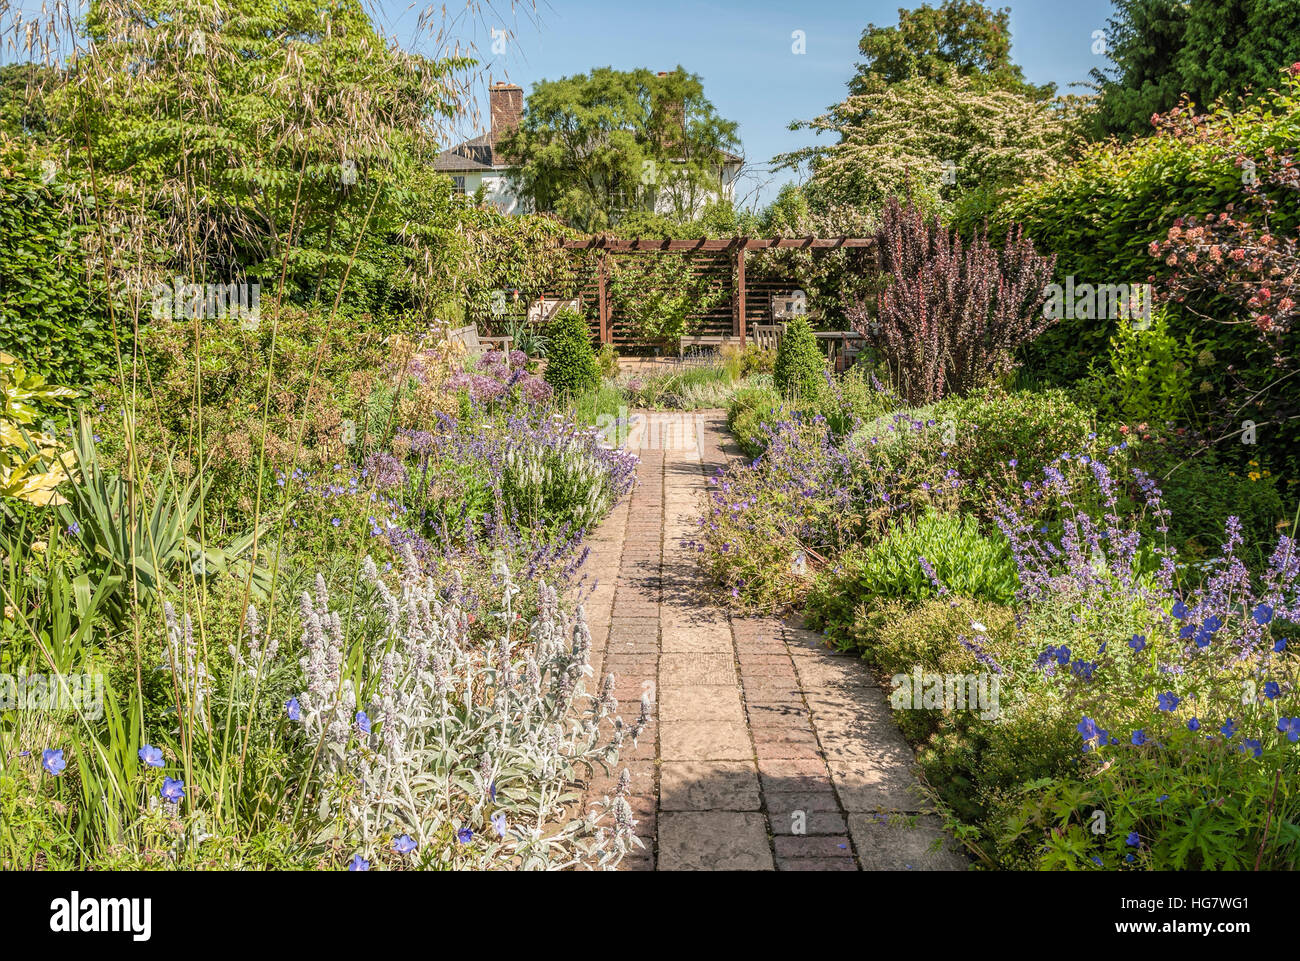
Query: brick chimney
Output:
[[489, 82, 523, 165]]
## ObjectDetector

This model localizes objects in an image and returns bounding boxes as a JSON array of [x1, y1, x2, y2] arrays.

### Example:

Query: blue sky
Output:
[[384, 0, 1118, 209]]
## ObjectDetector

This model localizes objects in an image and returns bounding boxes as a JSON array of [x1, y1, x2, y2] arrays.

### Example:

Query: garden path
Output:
[[578, 410, 968, 871]]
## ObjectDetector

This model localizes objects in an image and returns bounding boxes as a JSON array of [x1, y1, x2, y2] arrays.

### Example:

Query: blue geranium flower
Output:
[[1077, 716, 1101, 747], [456, 826, 473, 844], [348, 854, 370, 871], [138, 744, 164, 768], [286, 697, 301, 721], [42, 748, 67, 776], [1274, 638, 1288, 653], [1264, 681, 1281, 700], [1277, 718, 1300, 743], [160, 777, 185, 802], [1220, 718, 1237, 738], [1157, 691, 1180, 712], [356, 710, 371, 735], [1131, 729, 1147, 746], [1241, 738, 1263, 759], [393, 834, 417, 854], [1057, 646, 1071, 665], [1187, 718, 1201, 732], [1253, 603, 1274, 625], [1171, 600, 1190, 620], [1129, 634, 1146, 651], [1126, 831, 1140, 847]]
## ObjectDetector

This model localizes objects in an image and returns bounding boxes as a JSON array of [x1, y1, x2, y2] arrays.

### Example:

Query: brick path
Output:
[[580, 410, 967, 871]]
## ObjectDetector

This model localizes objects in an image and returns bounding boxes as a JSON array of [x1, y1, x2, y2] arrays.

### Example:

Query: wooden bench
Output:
[[752, 324, 783, 351], [677, 334, 734, 357], [449, 325, 512, 357]]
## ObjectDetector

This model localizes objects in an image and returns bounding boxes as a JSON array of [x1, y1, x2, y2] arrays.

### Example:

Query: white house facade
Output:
[[433, 81, 743, 219]]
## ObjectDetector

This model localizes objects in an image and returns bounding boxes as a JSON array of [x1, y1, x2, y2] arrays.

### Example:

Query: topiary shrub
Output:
[[543, 308, 600, 396], [773, 315, 824, 397]]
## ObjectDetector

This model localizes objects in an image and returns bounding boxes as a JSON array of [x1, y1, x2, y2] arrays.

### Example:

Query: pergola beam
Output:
[[561, 236, 876, 252]]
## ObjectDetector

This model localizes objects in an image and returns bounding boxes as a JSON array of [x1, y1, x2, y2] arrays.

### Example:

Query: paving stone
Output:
[[764, 790, 844, 815], [848, 813, 969, 871], [660, 685, 746, 723], [660, 761, 761, 811], [828, 751, 928, 812], [758, 757, 832, 794], [774, 834, 854, 859], [661, 719, 752, 760], [660, 652, 737, 685], [776, 857, 859, 871], [658, 812, 774, 871]]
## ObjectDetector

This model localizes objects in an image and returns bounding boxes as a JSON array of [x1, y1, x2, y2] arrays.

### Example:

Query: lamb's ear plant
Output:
[[280, 550, 645, 868]]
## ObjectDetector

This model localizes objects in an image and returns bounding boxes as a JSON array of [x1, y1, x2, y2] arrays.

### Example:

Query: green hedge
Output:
[[0, 153, 110, 384]]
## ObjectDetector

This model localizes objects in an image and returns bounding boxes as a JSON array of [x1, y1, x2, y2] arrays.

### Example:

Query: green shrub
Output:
[[934, 386, 1102, 510], [596, 342, 619, 378], [726, 384, 783, 457], [1149, 452, 1288, 567], [773, 316, 825, 397], [804, 511, 1018, 651], [1081, 310, 1200, 427], [543, 308, 600, 396], [981, 78, 1300, 475]]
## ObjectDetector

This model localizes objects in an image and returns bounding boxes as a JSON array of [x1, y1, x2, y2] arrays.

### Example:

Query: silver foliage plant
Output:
[[287, 546, 648, 869]]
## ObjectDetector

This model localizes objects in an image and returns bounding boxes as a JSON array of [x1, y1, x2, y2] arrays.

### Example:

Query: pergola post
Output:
[[597, 249, 609, 344], [735, 244, 747, 346]]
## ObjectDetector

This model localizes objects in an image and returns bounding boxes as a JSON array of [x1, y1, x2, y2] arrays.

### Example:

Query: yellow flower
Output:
[[1248, 471, 1261, 482], [31, 540, 47, 552]]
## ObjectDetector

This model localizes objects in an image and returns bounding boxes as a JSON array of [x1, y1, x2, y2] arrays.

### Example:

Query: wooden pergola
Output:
[[560, 236, 878, 346]]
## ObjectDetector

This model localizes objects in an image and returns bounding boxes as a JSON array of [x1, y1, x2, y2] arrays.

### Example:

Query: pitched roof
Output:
[[432, 134, 499, 173]]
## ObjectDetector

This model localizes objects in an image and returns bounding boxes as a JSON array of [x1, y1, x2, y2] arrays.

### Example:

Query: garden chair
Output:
[[448, 324, 513, 359]]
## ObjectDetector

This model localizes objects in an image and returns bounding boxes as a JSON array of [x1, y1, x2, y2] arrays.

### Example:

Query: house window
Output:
[[451, 175, 467, 195]]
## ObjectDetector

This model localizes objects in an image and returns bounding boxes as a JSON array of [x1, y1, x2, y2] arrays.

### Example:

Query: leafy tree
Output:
[[850, 1, 1053, 99], [778, 72, 1082, 221], [51, 0, 476, 318], [1092, 0, 1300, 137], [501, 66, 741, 232]]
